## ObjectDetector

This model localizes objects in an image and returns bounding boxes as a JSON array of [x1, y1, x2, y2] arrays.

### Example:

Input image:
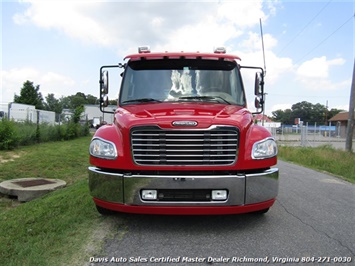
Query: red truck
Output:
[[89, 46, 278, 215]]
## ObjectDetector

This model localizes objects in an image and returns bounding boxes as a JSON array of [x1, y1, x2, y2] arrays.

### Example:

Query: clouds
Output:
[[7, 0, 282, 102], [3, 1, 352, 115], [297, 56, 345, 79], [237, 32, 293, 84], [1, 68, 76, 102], [13, 0, 275, 54], [296, 56, 349, 90], [14, 1, 111, 46]]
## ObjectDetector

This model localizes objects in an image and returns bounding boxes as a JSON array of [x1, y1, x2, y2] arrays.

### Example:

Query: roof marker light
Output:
[[138, 46, 151, 53], [214, 46, 226, 54]]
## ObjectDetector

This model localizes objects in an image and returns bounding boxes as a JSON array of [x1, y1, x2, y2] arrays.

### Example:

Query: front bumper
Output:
[[88, 167, 278, 214]]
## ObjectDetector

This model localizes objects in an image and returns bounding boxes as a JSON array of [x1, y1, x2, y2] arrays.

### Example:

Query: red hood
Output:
[[114, 102, 253, 130]]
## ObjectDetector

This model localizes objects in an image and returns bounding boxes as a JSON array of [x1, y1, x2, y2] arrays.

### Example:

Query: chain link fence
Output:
[[269, 123, 354, 151]]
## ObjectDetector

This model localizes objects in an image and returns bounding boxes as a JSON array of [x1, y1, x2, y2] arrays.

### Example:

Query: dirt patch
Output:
[[69, 216, 127, 266], [0, 152, 24, 164]]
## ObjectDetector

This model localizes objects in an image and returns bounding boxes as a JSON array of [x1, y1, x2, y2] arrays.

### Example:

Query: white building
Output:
[[8, 103, 37, 122], [83, 105, 115, 125], [2, 103, 55, 124], [0, 103, 9, 118]]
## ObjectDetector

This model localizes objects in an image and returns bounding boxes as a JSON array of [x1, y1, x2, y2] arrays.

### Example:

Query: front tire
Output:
[[251, 208, 270, 215], [96, 205, 116, 215]]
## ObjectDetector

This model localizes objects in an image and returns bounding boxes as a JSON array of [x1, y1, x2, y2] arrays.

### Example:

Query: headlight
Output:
[[252, 137, 278, 159], [89, 138, 117, 160]]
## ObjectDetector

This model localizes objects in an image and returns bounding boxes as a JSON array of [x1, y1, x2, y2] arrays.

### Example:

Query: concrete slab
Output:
[[0, 178, 66, 202]]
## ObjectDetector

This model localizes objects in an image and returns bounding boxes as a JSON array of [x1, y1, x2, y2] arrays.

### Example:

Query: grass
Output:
[[0, 136, 354, 265], [0, 137, 91, 184], [0, 135, 114, 266], [278, 144, 355, 183], [0, 181, 100, 266]]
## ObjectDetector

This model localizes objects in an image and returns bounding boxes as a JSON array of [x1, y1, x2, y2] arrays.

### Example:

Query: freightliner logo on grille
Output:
[[172, 121, 198, 127]]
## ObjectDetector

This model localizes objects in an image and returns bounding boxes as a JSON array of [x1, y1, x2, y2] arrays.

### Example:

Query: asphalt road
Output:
[[89, 161, 355, 266]]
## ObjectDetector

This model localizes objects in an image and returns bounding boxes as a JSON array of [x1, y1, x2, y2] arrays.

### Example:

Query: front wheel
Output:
[[251, 208, 270, 215], [96, 205, 116, 215]]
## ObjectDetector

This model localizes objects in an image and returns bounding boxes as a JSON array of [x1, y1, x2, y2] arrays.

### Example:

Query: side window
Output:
[[120, 69, 135, 102]]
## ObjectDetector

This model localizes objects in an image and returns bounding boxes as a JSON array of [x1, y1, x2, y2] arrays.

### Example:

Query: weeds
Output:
[[0, 118, 90, 150], [278, 144, 355, 183]]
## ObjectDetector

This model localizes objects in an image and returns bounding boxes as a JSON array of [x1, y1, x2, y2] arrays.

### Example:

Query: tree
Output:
[[14, 80, 44, 109], [59, 96, 71, 109], [44, 93, 63, 114], [272, 109, 292, 124], [67, 93, 88, 110], [73, 105, 84, 124], [272, 101, 345, 125], [291, 101, 317, 123], [109, 99, 118, 105], [328, 108, 344, 120], [86, 94, 98, 104]]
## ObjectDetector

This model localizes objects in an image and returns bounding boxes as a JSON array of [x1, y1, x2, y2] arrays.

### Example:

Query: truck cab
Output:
[[88, 47, 278, 215]]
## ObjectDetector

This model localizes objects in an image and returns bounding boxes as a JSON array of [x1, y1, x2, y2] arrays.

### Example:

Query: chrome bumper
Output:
[[88, 167, 278, 206]]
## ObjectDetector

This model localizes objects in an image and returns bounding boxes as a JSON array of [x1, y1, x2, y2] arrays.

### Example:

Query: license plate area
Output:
[[158, 189, 211, 201], [141, 189, 229, 202]]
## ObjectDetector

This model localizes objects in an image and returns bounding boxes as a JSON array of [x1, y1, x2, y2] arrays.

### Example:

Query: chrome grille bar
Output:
[[131, 126, 239, 166]]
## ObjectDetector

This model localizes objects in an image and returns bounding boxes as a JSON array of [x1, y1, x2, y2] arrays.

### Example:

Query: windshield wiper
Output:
[[178, 96, 231, 105], [122, 98, 162, 104]]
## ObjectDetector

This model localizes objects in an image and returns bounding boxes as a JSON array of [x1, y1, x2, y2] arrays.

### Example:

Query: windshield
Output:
[[119, 59, 245, 106]]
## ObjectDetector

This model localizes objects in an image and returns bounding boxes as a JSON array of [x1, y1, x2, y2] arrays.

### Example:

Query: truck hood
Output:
[[115, 102, 253, 129]]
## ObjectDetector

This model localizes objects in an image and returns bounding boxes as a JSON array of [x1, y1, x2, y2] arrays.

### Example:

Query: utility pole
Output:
[[345, 59, 355, 152], [325, 100, 328, 125], [262, 93, 267, 126]]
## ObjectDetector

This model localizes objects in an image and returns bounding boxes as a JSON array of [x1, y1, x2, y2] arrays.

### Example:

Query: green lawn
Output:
[[278, 144, 355, 183], [0, 136, 111, 266], [0, 137, 354, 265]]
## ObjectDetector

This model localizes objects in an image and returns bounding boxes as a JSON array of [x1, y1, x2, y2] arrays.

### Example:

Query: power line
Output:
[[295, 13, 354, 64], [278, 0, 333, 55], [269, 93, 348, 99]]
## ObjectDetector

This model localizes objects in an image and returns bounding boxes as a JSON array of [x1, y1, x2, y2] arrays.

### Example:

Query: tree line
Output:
[[13, 80, 117, 114], [1, 80, 99, 150], [271, 101, 344, 125]]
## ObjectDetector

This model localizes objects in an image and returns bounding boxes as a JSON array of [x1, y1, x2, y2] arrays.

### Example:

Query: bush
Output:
[[0, 119, 18, 150], [0, 119, 90, 150], [16, 121, 38, 146]]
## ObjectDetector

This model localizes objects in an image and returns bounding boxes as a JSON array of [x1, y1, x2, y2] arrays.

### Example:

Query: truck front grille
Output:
[[131, 126, 238, 166]]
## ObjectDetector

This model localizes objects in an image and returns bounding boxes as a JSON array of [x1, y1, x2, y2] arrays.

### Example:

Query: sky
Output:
[[1, 0, 354, 117]]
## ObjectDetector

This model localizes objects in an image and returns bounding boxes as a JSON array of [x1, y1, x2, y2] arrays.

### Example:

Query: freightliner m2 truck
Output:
[[89, 46, 278, 215]]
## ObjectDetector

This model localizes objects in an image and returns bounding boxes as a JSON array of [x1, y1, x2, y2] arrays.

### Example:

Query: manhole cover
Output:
[[0, 178, 66, 202], [13, 179, 56, 188]]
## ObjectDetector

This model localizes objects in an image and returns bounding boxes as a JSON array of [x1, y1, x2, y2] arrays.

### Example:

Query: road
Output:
[[88, 161, 355, 265]]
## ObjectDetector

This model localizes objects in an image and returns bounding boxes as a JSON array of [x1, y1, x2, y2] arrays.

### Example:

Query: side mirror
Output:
[[101, 95, 109, 108], [100, 70, 109, 108], [254, 72, 263, 96], [99, 64, 124, 114], [239, 66, 265, 115], [101, 70, 109, 94], [254, 96, 263, 109]]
